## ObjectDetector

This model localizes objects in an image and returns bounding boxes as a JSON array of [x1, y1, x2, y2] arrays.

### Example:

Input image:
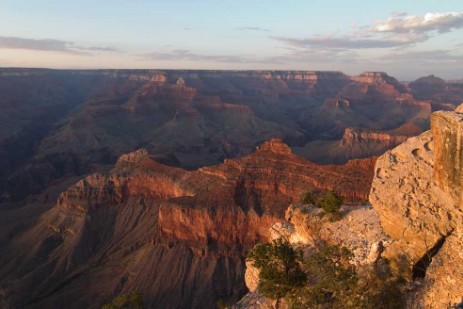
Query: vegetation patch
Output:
[[248, 241, 405, 308], [102, 291, 144, 309]]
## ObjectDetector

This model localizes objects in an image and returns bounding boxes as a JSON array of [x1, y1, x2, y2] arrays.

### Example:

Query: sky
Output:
[[1, 0, 463, 79]]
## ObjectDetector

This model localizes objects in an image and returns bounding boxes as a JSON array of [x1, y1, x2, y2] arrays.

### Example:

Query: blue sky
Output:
[[1, 0, 463, 79]]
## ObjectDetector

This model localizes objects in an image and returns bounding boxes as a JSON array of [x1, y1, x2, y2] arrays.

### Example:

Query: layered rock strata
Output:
[[0, 139, 375, 308]]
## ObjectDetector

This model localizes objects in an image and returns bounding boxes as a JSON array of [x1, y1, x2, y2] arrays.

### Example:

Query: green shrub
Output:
[[288, 244, 404, 309], [102, 291, 144, 309], [247, 239, 306, 299], [315, 190, 343, 214], [300, 189, 316, 205], [288, 244, 359, 308]]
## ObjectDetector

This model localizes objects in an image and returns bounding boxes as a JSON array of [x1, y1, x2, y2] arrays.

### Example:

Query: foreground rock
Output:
[[283, 205, 389, 265], [238, 204, 390, 308], [370, 107, 463, 308]]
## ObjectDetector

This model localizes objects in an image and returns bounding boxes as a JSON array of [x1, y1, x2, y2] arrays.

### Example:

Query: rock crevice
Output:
[[369, 105, 463, 308]]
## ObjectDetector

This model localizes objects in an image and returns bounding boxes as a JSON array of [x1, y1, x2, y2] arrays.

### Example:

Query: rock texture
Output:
[[239, 204, 390, 308], [232, 292, 274, 309], [370, 106, 463, 308], [0, 139, 374, 308], [431, 110, 463, 204], [244, 261, 260, 293], [284, 205, 389, 265]]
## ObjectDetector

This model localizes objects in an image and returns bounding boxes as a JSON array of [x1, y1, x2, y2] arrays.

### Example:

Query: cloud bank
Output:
[[0, 36, 119, 55], [273, 12, 463, 50], [374, 12, 463, 34]]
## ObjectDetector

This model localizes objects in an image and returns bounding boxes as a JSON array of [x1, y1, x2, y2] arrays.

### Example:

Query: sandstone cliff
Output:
[[0, 139, 375, 308], [370, 107, 463, 308]]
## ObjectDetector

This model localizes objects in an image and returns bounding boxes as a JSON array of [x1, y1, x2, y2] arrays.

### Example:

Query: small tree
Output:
[[300, 189, 316, 205], [287, 244, 358, 308], [247, 239, 306, 299], [316, 190, 343, 214], [288, 244, 404, 309]]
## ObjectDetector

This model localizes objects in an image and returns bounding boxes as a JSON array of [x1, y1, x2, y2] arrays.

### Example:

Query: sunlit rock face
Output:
[[370, 105, 463, 308], [431, 110, 463, 205], [0, 138, 375, 308]]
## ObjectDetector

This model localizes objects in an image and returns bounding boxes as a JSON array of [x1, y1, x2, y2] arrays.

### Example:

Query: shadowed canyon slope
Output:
[[0, 139, 374, 308], [0, 69, 446, 201]]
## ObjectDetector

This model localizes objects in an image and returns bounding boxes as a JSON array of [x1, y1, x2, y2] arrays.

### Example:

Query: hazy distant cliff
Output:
[[0, 69, 441, 201]]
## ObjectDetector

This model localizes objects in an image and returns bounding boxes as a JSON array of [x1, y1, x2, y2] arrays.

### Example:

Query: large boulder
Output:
[[369, 105, 463, 308]]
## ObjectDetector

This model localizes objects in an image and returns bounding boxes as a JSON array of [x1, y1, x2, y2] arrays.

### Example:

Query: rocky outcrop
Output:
[[244, 261, 260, 293], [284, 205, 389, 265], [351, 71, 406, 95], [239, 203, 390, 308], [297, 126, 420, 164], [157, 205, 277, 256], [341, 128, 409, 149], [369, 106, 463, 308]]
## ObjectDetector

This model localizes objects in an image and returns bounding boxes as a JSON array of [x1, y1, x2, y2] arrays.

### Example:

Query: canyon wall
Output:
[[0, 139, 374, 308], [0, 69, 434, 201]]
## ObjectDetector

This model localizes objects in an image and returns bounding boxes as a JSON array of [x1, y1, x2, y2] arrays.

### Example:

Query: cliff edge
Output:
[[370, 105, 463, 308]]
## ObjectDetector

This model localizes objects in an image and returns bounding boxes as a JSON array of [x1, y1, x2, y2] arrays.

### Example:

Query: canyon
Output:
[[0, 69, 462, 308], [0, 139, 373, 308], [0, 69, 450, 201]]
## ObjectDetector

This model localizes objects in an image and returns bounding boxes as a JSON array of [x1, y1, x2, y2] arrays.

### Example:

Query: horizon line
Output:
[[0, 66, 454, 81]]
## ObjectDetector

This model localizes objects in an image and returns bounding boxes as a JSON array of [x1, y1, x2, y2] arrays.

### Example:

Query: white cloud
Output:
[[272, 12, 463, 50], [374, 12, 463, 33]]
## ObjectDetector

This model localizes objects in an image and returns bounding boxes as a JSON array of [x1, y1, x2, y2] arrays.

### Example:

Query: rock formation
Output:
[[0, 139, 374, 308], [297, 127, 412, 164], [284, 205, 389, 265], [0, 69, 434, 201], [409, 75, 463, 110], [0, 68, 458, 308], [238, 204, 390, 309], [370, 106, 463, 308]]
